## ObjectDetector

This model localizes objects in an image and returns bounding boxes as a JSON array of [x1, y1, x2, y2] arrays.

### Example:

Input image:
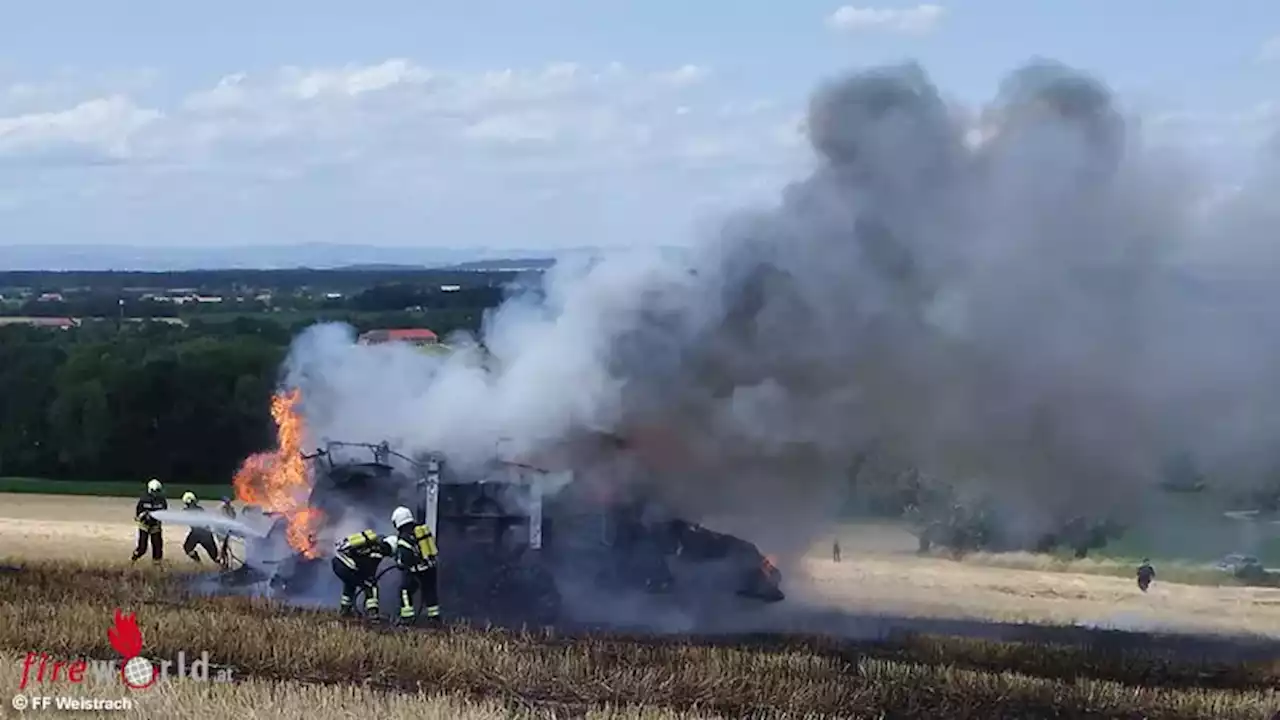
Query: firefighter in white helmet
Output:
[[390, 505, 441, 626], [130, 479, 168, 565]]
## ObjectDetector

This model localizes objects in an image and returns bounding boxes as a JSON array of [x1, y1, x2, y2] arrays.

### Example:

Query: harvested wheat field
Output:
[[7, 494, 1280, 636], [0, 494, 145, 564], [793, 554, 1280, 637], [3, 495, 1280, 718], [0, 560, 1278, 719]]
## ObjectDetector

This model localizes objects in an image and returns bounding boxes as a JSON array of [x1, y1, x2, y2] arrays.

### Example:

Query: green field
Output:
[[0, 477, 235, 499], [1096, 492, 1280, 566]]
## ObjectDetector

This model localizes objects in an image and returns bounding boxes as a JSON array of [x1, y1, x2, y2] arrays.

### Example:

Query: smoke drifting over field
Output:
[[278, 59, 1280, 561]]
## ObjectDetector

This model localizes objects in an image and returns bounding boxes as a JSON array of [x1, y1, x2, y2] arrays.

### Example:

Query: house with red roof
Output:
[[357, 328, 439, 347]]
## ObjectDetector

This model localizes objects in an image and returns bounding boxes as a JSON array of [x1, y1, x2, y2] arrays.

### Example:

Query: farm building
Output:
[[357, 328, 440, 347]]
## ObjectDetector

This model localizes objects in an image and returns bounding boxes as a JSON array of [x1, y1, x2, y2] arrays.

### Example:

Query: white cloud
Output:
[[183, 73, 249, 112], [0, 59, 805, 247], [0, 95, 161, 161], [0, 60, 796, 170], [826, 4, 945, 35], [651, 64, 711, 87], [283, 59, 434, 100]]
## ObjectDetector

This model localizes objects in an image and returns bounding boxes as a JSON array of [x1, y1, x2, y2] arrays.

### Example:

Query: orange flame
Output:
[[232, 387, 323, 558], [287, 507, 325, 556]]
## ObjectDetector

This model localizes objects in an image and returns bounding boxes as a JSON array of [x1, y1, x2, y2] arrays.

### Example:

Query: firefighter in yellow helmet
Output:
[[390, 506, 441, 626], [179, 492, 220, 564], [130, 479, 167, 565], [332, 529, 395, 618]]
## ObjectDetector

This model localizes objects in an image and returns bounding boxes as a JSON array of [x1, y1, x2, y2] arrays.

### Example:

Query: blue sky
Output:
[[1, 1, 1278, 250]]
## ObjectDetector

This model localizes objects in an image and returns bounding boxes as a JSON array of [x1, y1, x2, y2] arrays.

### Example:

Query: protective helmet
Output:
[[221, 496, 231, 504], [146, 479, 162, 493], [182, 491, 196, 506], [391, 506, 414, 529]]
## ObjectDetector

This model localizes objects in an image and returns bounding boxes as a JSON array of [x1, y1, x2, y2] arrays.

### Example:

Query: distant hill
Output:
[[0, 243, 600, 272], [334, 263, 432, 271], [0, 242, 695, 272], [441, 258, 557, 271]]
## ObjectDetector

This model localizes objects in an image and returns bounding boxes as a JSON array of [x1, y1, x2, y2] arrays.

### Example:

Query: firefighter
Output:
[[217, 497, 237, 569], [390, 506, 441, 626], [179, 492, 220, 563], [131, 479, 167, 565], [332, 529, 394, 618], [1137, 558, 1155, 592]]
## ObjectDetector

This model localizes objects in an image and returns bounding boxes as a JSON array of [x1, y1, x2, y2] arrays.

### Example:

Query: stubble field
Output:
[[2, 493, 1279, 719]]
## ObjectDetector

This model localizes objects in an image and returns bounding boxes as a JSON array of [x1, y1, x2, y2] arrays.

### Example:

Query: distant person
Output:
[[832, 538, 841, 563], [1137, 558, 1155, 592], [179, 492, 220, 564], [130, 479, 167, 566]]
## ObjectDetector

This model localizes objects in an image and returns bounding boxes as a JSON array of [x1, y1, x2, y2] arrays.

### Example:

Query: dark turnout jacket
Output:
[[135, 494, 167, 532], [182, 504, 216, 544]]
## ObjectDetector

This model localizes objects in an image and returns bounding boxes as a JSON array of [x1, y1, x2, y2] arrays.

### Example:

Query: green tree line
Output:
[[0, 323, 284, 484], [0, 307, 495, 485]]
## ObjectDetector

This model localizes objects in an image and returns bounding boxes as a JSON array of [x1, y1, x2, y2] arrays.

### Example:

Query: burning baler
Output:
[[226, 440, 785, 626]]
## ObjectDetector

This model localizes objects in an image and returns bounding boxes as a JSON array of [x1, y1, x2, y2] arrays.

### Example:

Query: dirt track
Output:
[[3, 493, 1279, 637]]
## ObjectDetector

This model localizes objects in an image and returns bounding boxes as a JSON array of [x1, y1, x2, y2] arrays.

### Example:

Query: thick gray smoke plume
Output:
[[278, 59, 1280, 561]]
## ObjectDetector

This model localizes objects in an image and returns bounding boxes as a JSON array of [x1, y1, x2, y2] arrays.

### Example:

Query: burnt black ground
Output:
[[190, 550, 1280, 692], [198, 569, 1280, 670], [307, 610, 1280, 694]]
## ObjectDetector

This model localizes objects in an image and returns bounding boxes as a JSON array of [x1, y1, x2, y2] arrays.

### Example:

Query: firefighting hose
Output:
[[219, 545, 243, 570], [349, 564, 397, 614], [349, 563, 436, 619]]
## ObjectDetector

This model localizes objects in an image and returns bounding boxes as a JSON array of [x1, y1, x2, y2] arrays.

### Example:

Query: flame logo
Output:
[[232, 387, 325, 558], [108, 609, 142, 658], [108, 609, 157, 690]]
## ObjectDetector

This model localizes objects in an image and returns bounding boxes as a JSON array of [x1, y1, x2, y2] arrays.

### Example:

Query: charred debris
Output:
[[218, 440, 785, 628]]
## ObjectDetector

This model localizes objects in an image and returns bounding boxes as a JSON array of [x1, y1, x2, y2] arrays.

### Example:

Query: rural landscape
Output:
[[2, 265, 1280, 719], [8, 4, 1280, 718]]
